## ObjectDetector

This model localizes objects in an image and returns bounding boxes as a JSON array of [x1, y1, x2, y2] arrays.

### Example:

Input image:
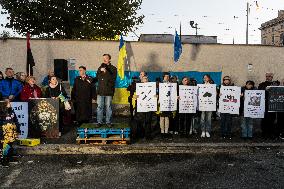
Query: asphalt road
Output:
[[1, 147, 284, 189]]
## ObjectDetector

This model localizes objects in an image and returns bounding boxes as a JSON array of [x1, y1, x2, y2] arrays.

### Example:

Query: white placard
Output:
[[11, 102, 28, 139], [179, 85, 198, 113], [219, 86, 241, 115], [244, 90, 265, 118], [136, 82, 157, 112], [159, 83, 177, 111], [198, 84, 217, 111]]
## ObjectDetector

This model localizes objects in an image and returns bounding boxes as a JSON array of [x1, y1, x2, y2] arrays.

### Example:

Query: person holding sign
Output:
[[218, 76, 234, 139], [133, 75, 155, 140], [258, 73, 278, 139], [159, 72, 172, 137], [178, 76, 197, 137], [199, 74, 215, 138], [240, 81, 256, 139]]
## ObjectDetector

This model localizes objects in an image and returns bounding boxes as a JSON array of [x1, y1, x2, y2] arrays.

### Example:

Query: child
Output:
[[0, 100, 19, 167], [240, 81, 256, 139], [218, 76, 234, 139], [200, 74, 215, 138]]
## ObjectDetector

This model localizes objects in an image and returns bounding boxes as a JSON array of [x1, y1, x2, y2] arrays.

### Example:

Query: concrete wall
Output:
[[0, 38, 284, 86]]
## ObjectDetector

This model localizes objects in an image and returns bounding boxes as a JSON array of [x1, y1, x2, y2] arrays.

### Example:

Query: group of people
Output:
[[0, 54, 117, 166], [127, 71, 284, 141]]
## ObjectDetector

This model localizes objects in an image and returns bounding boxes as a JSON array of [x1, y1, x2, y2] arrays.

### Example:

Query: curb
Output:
[[15, 143, 284, 155]]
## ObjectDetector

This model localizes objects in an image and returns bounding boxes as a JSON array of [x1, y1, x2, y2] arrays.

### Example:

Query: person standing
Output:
[[0, 68, 23, 102], [96, 54, 117, 127], [218, 76, 234, 139], [258, 72, 277, 139], [200, 74, 215, 138], [71, 66, 96, 125]]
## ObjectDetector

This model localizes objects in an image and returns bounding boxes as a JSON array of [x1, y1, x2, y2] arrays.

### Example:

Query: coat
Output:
[[20, 84, 42, 101], [96, 63, 117, 96], [0, 78, 23, 99], [71, 75, 96, 122]]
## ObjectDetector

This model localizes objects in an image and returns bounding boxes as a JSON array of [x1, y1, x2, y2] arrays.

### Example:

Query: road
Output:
[[1, 147, 284, 189]]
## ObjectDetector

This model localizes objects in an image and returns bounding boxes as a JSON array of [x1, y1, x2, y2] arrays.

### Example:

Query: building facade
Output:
[[260, 10, 284, 46]]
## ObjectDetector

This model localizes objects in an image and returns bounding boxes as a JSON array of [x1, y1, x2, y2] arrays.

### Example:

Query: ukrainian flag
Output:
[[117, 35, 127, 79]]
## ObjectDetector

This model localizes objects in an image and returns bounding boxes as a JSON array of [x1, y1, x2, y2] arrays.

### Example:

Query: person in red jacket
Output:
[[20, 76, 42, 101]]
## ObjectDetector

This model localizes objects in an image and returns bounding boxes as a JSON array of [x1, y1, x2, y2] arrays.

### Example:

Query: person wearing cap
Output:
[[218, 76, 234, 139], [258, 72, 277, 139]]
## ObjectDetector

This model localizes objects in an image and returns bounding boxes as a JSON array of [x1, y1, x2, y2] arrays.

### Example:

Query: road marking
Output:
[[1, 168, 22, 188]]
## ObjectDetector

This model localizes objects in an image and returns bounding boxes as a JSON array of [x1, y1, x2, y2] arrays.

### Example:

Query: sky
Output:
[[1, 0, 284, 44]]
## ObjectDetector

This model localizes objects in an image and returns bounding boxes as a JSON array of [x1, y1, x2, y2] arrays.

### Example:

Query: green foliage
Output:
[[0, 0, 144, 39]]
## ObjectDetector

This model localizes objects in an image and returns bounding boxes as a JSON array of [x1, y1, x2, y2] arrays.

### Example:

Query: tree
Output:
[[0, 0, 144, 39]]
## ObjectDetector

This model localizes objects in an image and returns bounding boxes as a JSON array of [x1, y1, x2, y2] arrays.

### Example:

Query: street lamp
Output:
[[190, 21, 199, 36]]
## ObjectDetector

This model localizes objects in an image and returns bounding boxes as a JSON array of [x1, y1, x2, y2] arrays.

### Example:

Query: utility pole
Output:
[[246, 2, 249, 44]]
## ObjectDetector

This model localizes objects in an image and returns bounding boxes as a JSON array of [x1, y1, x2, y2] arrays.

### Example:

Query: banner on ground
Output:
[[198, 84, 217, 111], [219, 86, 241, 115], [136, 82, 157, 112], [244, 90, 265, 118], [179, 85, 198, 113], [159, 83, 177, 112], [11, 102, 29, 139], [267, 86, 284, 112]]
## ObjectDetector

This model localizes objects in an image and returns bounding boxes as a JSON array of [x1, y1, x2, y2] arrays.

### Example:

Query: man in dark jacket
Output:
[[258, 72, 278, 139], [71, 66, 97, 125], [0, 68, 23, 102], [96, 54, 117, 127]]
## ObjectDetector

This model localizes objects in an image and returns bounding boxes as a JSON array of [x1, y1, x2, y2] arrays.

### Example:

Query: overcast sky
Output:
[[1, 0, 284, 44]]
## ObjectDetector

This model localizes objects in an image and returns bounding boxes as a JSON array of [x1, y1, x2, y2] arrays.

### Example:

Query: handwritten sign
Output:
[[244, 90, 265, 118], [159, 83, 177, 112], [136, 82, 157, 112], [11, 102, 29, 139], [179, 85, 198, 113], [219, 86, 241, 115], [198, 84, 217, 111]]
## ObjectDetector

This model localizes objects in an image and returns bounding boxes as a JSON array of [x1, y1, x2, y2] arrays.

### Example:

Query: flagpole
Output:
[[246, 1, 249, 44]]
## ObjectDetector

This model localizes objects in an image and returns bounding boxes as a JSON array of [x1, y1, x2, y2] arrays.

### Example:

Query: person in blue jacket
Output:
[[0, 68, 23, 102]]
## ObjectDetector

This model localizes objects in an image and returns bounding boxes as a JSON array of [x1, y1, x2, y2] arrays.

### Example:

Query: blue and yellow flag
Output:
[[117, 35, 127, 79]]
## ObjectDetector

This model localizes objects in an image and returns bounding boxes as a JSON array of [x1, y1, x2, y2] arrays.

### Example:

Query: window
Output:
[[280, 33, 284, 46], [272, 34, 275, 44]]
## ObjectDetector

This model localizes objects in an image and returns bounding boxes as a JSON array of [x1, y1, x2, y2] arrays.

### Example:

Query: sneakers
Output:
[[205, 132, 211, 138], [201, 131, 211, 138]]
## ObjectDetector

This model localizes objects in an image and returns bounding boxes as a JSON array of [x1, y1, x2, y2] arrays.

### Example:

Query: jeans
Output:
[[97, 95, 113, 124], [220, 113, 232, 136], [200, 111, 212, 133], [241, 117, 253, 138]]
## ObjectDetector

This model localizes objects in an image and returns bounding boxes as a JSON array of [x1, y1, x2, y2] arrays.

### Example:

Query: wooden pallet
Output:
[[76, 136, 130, 145]]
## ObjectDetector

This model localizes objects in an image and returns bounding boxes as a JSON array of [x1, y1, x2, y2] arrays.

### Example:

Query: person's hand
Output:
[[101, 68, 106, 73], [52, 97, 56, 99], [92, 99, 96, 103], [133, 95, 139, 99], [241, 93, 244, 97], [177, 96, 180, 100], [154, 95, 158, 98], [8, 95, 14, 100]]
